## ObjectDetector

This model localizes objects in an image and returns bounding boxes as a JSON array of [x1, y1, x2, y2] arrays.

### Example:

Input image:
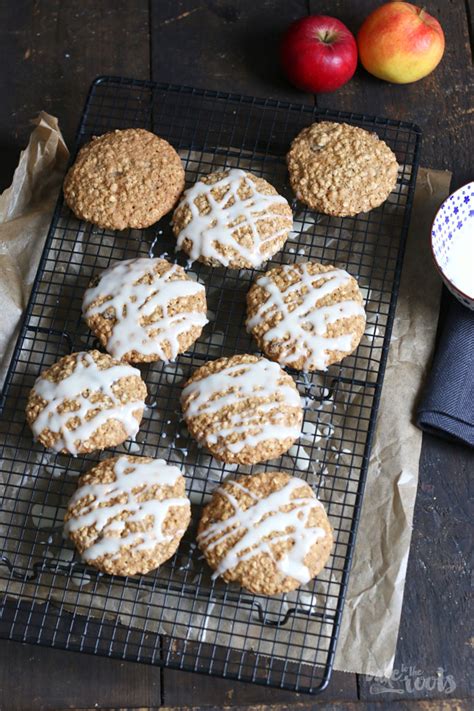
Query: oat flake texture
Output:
[[287, 121, 399, 216], [64, 455, 191, 576], [25, 350, 147, 455], [181, 353, 303, 464], [172, 168, 293, 269], [198, 471, 333, 595], [63, 128, 185, 230], [82, 257, 208, 363], [246, 261, 366, 371]]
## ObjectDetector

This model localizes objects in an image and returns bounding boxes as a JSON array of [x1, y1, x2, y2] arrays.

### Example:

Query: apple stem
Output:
[[317, 29, 339, 44]]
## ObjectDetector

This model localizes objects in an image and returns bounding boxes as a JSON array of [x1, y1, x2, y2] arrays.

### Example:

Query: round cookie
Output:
[[287, 121, 399, 216], [181, 354, 303, 465], [64, 455, 191, 576], [171, 168, 293, 269], [25, 350, 147, 455], [246, 261, 366, 371], [83, 257, 208, 363], [198, 471, 333, 595], [63, 128, 185, 230]]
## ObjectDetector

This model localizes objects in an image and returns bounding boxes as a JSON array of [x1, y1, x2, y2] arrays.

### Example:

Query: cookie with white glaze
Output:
[[172, 168, 293, 269], [64, 455, 191, 576], [83, 257, 208, 363], [198, 471, 333, 595], [181, 354, 303, 465], [25, 350, 147, 455], [246, 261, 366, 371]]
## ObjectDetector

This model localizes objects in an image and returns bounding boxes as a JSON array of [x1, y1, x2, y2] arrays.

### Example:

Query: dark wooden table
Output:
[[0, 2, 472, 709]]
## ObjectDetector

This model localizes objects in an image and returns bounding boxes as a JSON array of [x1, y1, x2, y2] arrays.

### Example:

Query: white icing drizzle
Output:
[[247, 262, 366, 371], [83, 258, 208, 361], [31, 352, 144, 455], [181, 357, 302, 456], [288, 444, 311, 471], [198, 477, 327, 583], [174, 168, 292, 267], [65, 456, 189, 562]]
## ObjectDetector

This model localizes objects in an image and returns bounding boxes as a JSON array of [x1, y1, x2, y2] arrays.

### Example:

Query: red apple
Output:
[[357, 2, 445, 84], [280, 16, 358, 93]]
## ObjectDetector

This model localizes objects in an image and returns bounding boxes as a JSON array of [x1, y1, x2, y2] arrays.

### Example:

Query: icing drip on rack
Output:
[[198, 477, 327, 583], [32, 352, 144, 455], [247, 262, 366, 370], [65, 456, 189, 562], [83, 258, 208, 360], [174, 168, 292, 267], [182, 357, 302, 455]]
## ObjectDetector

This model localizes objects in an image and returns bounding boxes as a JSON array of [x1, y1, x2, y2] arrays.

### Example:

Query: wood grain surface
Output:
[[0, 1, 472, 709]]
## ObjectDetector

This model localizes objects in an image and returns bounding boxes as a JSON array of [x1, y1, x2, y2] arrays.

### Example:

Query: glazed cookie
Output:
[[287, 121, 398, 216], [83, 257, 208, 363], [64, 455, 191, 576], [63, 128, 185, 230], [26, 350, 147, 455], [181, 354, 303, 464], [171, 168, 293, 268], [246, 261, 366, 371], [198, 471, 333, 595]]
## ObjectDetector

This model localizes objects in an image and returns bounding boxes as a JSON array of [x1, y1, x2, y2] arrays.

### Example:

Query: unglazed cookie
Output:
[[63, 128, 185, 230], [287, 121, 398, 216], [64, 455, 191, 576], [25, 350, 147, 455], [181, 354, 303, 465], [246, 261, 366, 371], [198, 471, 333, 595], [171, 168, 293, 268], [82, 257, 208, 363]]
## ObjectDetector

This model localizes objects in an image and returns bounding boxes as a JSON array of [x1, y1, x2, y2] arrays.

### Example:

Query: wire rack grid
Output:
[[0, 76, 421, 695]]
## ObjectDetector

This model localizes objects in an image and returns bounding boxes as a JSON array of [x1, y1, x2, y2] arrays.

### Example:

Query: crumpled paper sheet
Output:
[[0, 112, 69, 380], [334, 167, 451, 675], [0, 114, 451, 678]]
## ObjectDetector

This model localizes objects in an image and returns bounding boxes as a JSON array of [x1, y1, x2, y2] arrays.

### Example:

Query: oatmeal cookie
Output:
[[64, 455, 191, 576], [246, 261, 366, 371], [172, 168, 293, 268], [198, 471, 333, 595], [287, 121, 398, 216], [181, 354, 303, 464], [83, 257, 208, 363], [63, 128, 185, 230], [25, 350, 147, 455]]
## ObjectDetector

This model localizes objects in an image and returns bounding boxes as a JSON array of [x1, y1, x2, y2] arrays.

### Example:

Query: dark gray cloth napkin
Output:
[[417, 293, 474, 447]]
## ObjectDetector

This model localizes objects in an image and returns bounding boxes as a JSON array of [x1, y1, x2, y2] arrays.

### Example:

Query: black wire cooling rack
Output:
[[0, 77, 421, 695]]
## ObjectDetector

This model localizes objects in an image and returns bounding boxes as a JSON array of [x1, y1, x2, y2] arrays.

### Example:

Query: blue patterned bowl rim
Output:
[[430, 180, 474, 303]]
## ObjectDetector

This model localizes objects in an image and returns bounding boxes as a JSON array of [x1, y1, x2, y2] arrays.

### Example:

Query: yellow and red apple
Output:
[[357, 1, 445, 84]]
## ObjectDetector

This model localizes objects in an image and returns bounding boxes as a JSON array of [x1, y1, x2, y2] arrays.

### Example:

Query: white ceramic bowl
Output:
[[431, 181, 474, 310]]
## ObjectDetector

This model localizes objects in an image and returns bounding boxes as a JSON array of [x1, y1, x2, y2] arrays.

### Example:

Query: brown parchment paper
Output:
[[0, 112, 69, 381], [334, 167, 451, 675], [0, 114, 451, 678]]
